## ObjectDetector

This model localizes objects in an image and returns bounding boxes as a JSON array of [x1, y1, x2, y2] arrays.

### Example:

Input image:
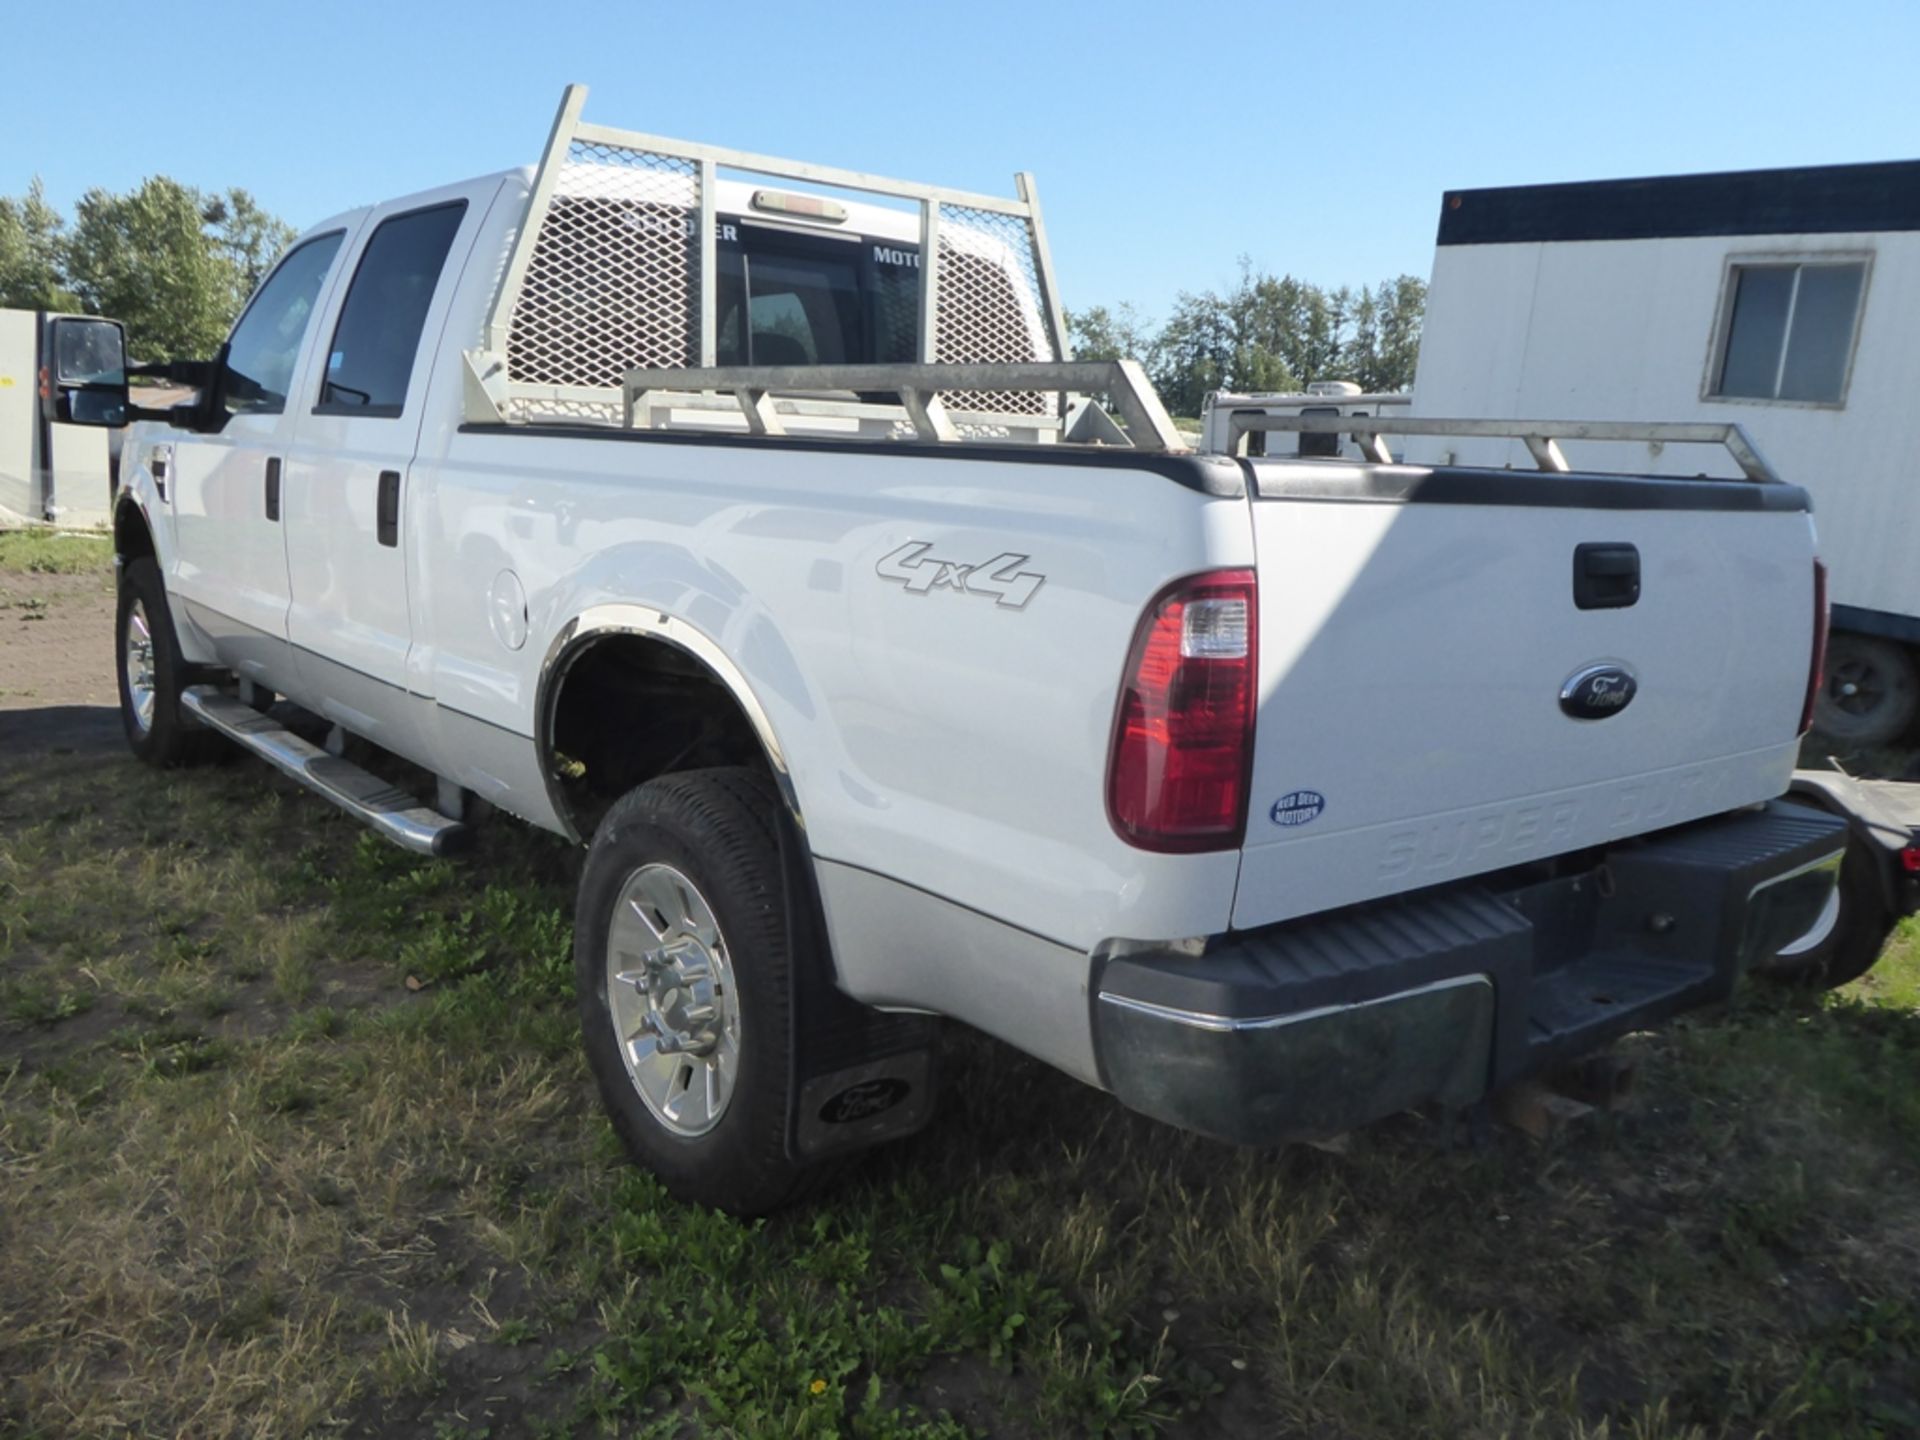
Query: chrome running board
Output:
[[181, 686, 470, 857]]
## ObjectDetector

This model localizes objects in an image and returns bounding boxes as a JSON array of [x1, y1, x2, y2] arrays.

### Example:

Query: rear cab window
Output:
[[714, 222, 923, 368]]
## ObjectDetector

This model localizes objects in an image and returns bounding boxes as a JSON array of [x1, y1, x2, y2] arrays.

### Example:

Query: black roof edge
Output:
[[1438, 157, 1920, 247]]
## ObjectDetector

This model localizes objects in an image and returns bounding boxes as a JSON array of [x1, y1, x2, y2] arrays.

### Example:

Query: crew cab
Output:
[[80, 89, 1847, 1214]]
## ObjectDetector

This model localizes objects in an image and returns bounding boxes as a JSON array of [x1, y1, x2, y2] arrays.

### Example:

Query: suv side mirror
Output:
[[43, 316, 130, 427]]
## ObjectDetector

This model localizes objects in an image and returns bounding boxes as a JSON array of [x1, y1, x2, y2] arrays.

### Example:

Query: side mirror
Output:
[[127, 349, 225, 431], [44, 316, 130, 428]]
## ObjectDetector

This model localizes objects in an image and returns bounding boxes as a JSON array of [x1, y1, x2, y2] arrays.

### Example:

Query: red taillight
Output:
[[1902, 845, 1920, 875], [1107, 569, 1258, 852], [1799, 558, 1830, 736]]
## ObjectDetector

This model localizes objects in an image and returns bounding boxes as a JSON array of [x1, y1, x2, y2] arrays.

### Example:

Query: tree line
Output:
[[4, 176, 1428, 400], [1067, 264, 1427, 417], [0, 177, 296, 361]]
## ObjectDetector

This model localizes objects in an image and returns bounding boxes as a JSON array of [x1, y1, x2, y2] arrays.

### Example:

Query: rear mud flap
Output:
[[776, 805, 938, 1161]]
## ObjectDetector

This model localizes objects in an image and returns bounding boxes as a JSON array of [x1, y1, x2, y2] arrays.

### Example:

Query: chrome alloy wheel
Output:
[[605, 863, 741, 1137], [124, 599, 157, 735]]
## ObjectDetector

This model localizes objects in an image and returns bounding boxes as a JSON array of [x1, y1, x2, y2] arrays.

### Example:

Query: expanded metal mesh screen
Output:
[[934, 205, 1056, 415], [507, 140, 700, 397], [498, 125, 1063, 427]]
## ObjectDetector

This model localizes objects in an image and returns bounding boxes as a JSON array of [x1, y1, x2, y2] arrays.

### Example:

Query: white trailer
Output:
[[1400, 159, 1920, 745], [0, 307, 130, 527]]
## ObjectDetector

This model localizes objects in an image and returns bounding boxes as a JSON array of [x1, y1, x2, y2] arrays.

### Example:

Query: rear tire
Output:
[[1814, 633, 1919, 749], [573, 766, 829, 1215], [1758, 830, 1895, 990], [116, 557, 222, 768]]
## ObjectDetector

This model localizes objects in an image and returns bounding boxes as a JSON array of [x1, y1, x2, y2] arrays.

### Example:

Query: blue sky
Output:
[[7, 0, 1917, 324]]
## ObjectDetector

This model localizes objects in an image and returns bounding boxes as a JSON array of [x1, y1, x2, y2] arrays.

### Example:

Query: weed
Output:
[[0, 974, 94, 1025], [930, 1237, 1072, 1367], [374, 1311, 443, 1397]]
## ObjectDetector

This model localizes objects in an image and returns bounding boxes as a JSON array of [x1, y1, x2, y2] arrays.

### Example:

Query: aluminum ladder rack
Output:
[[1223, 414, 1781, 484]]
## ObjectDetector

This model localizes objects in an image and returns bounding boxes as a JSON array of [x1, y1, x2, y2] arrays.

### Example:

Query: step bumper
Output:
[[1092, 800, 1848, 1145]]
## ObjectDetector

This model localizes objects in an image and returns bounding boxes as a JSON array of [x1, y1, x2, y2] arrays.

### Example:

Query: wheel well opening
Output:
[[114, 501, 155, 564], [548, 635, 770, 839]]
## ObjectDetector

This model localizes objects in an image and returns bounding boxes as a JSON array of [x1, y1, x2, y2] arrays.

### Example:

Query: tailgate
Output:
[[1233, 464, 1817, 930]]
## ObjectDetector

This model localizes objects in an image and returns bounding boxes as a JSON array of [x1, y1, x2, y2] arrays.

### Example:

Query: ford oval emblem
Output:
[[818, 1077, 912, 1125], [1560, 663, 1638, 720]]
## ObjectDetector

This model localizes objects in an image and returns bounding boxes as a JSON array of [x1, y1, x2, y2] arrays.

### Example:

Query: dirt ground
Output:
[[0, 562, 121, 755]]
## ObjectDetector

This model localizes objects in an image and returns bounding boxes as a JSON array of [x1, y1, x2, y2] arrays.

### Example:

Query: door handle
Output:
[[1573, 542, 1639, 610], [264, 457, 281, 521], [377, 470, 401, 548]]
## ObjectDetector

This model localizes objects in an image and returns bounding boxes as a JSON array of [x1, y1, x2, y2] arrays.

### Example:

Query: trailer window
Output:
[[1711, 259, 1866, 405]]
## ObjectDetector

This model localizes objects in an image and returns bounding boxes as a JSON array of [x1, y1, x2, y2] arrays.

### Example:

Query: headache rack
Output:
[[1224, 413, 1782, 483], [463, 86, 1188, 452]]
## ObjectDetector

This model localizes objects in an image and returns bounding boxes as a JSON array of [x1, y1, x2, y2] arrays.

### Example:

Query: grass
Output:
[[3, 649, 1919, 1434], [1, 752, 1916, 1438], [0, 530, 113, 577]]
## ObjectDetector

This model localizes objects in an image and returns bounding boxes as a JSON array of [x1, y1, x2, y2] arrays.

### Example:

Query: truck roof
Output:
[[293, 167, 532, 246], [292, 161, 928, 256]]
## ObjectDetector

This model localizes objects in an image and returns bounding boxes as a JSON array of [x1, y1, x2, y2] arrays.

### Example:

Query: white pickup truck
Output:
[[80, 90, 1847, 1214]]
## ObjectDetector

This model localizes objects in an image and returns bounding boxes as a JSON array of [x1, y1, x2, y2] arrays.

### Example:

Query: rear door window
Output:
[[318, 201, 467, 416]]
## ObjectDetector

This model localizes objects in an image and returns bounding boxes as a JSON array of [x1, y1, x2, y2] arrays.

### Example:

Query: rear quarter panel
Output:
[[418, 425, 1254, 956]]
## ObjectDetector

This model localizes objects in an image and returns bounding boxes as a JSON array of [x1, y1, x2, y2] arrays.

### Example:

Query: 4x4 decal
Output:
[[876, 542, 1046, 610]]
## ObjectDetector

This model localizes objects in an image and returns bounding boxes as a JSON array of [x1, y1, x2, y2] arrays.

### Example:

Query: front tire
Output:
[[574, 767, 825, 1215], [116, 557, 221, 768]]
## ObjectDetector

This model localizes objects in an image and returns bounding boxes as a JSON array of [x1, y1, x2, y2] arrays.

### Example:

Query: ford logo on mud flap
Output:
[[818, 1077, 912, 1125], [1561, 663, 1638, 720]]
